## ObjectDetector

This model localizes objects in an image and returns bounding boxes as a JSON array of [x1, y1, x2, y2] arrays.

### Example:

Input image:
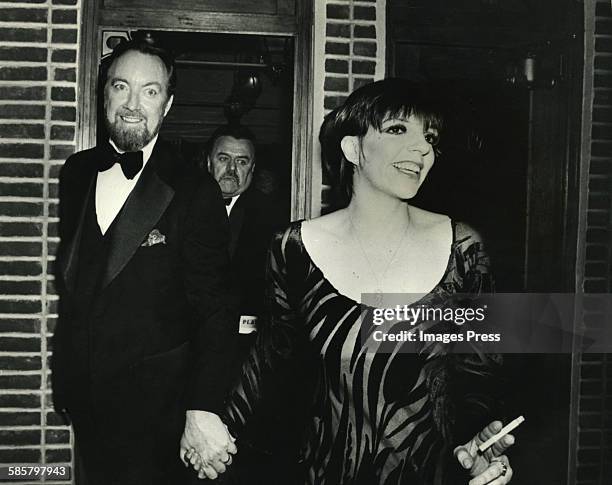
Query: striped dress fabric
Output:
[[227, 220, 495, 485]]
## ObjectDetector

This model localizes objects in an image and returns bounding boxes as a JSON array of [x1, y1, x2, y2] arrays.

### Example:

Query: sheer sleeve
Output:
[[448, 223, 501, 438], [224, 224, 305, 435], [447, 221, 494, 295], [426, 222, 503, 483]]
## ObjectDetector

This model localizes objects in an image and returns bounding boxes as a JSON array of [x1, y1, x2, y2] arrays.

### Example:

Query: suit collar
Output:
[[227, 187, 258, 258], [228, 199, 245, 259], [229, 187, 255, 213], [60, 171, 96, 294], [225, 194, 239, 214], [101, 143, 174, 289]]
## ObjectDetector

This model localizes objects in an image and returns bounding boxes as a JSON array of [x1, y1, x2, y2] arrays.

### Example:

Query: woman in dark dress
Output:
[[192, 79, 516, 484]]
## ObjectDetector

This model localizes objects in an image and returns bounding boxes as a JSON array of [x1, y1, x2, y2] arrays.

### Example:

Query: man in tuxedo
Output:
[[52, 38, 238, 484], [206, 126, 300, 484]]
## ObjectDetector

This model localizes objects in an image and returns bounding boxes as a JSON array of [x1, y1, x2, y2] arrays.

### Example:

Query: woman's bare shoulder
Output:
[[302, 209, 349, 239], [408, 205, 450, 230]]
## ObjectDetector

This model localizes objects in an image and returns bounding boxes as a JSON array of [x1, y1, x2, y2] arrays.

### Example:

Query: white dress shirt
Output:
[[225, 195, 240, 216], [95, 136, 158, 235]]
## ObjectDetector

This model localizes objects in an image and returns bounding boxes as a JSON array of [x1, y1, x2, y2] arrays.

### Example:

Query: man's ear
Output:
[[163, 94, 174, 117], [206, 154, 212, 173], [340, 136, 360, 166]]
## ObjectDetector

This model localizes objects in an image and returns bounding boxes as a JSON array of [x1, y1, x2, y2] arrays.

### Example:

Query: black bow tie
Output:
[[97, 142, 144, 179], [224, 198, 232, 206]]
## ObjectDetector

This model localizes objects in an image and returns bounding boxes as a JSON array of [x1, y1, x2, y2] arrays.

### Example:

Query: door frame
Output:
[[76, 0, 315, 220]]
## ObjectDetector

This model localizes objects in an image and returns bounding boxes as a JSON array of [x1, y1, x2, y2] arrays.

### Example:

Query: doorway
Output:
[[76, 0, 315, 220], [97, 31, 295, 220], [390, 39, 576, 484]]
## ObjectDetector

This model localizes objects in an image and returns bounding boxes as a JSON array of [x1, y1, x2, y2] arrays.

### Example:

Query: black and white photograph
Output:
[[0, 0, 609, 484]]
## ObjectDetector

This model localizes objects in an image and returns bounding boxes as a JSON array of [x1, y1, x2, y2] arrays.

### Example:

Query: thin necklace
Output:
[[348, 212, 410, 306]]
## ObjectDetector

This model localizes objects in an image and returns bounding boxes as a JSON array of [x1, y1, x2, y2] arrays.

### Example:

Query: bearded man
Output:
[[52, 37, 239, 484]]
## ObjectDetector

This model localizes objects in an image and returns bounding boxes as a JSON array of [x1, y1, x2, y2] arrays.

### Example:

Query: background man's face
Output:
[[104, 50, 173, 152], [208, 136, 255, 198]]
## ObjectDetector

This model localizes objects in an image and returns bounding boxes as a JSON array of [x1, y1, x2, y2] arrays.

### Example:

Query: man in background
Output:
[[207, 125, 284, 323], [207, 125, 296, 484]]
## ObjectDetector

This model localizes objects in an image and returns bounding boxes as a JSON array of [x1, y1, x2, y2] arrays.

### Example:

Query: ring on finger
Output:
[[491, 457, 508, 477]]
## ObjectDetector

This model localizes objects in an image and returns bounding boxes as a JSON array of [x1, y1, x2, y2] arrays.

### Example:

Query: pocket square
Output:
[[141, 229, 166, 247]]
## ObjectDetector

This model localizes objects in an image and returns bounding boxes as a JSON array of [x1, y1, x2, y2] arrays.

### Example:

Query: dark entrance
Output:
[[388, 1, 583, 480]]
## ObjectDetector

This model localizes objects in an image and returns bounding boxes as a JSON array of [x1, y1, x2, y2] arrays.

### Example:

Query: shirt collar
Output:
[[225, 195, 240, 215]]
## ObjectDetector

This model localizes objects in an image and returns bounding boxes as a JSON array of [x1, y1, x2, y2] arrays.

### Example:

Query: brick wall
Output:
[[577, 1, 612, 483], [0, 0, 80, 481], [318, 0, 386, 212]]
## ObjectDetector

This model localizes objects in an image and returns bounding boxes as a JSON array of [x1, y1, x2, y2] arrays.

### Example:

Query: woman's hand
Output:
[[454, 420, 515, 484], [186, 448, 234, 480]]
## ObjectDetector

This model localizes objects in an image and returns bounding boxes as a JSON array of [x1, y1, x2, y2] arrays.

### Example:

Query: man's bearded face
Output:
[[104, 50, 173, 151]]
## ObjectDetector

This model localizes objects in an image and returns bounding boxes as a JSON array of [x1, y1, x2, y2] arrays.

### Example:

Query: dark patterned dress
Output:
[[227, 220, 497, 485]]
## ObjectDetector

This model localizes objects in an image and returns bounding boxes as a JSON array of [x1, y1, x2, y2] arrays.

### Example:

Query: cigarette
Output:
[[478, 416, 525, 453]]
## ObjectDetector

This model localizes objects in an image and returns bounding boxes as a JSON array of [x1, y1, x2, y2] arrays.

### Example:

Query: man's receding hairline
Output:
[[107, 49, 172, 85], [211, 135, 255, 156]]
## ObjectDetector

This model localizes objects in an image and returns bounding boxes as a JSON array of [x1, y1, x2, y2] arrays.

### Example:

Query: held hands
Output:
[[179, 415, 515, 482], [454, 421, 515, 485], [179, 410, 237, 480]]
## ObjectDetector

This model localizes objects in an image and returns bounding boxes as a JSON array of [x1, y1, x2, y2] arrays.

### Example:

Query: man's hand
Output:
[[454, 420, 515, 485], [179, 410, 237, 480]]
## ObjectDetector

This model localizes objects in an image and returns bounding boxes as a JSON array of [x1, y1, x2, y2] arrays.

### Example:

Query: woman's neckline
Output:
[[296, 218, 456, 307]]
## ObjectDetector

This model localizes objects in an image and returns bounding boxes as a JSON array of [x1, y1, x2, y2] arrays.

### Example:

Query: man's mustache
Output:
[[116, 108, 147, 121], [220, 173, 239, 183]]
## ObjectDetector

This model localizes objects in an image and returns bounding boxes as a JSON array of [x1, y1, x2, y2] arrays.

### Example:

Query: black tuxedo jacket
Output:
[[52, 142, 238, 472], [227, 188, 285, 317]]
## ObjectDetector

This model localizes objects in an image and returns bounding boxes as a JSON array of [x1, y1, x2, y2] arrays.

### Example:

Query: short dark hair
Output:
[[320, 78, 444, 208], [205, 124, 257, 161], [101, 35, 176, 97]]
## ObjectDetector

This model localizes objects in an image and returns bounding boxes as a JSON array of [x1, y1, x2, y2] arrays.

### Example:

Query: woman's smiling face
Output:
[[355, 115, 439, 200]]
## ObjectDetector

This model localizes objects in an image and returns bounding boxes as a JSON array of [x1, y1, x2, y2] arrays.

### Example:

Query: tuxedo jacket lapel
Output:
[[228, 194, 247, 259], [60, 172, 96, 295], [101, 152, 175, 290]]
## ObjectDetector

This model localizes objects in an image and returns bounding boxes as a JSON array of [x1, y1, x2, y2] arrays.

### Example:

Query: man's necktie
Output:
[[224, 198, 232, 206], [97, 142, 144, 180]]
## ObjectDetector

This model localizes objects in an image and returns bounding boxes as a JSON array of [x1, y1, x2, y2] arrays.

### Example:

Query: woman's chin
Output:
[[395, 187, 419, 201]]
